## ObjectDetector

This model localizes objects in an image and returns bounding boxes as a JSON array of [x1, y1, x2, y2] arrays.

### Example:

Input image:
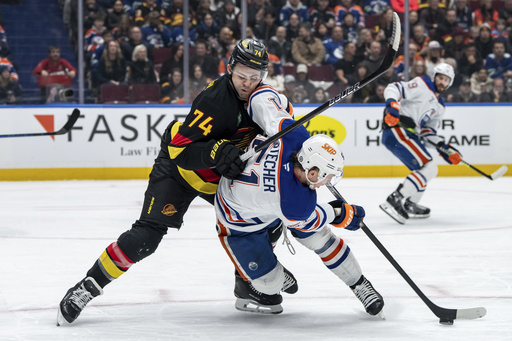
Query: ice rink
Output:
[[1, 176, 511, 340]]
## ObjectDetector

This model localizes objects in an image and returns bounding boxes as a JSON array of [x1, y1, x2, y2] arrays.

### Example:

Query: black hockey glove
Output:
[[205, 139, 245, 179]]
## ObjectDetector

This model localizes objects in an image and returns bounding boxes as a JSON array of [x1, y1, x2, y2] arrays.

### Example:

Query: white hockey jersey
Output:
[[384, 76, 446, 145], [215, 121, 336, 235]]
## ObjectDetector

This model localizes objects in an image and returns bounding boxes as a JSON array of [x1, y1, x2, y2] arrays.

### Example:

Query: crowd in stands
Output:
[[2, 0, 512, 104]]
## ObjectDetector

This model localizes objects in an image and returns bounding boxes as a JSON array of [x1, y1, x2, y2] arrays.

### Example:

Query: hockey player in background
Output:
[[379, 63, 462, 224], [57, 39, 300, 325], [215, 126, 384, 316]]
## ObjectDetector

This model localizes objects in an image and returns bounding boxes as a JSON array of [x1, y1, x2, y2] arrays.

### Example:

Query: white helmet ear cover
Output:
[[432, 62, 455, 88], [297, 134, 345, 186]]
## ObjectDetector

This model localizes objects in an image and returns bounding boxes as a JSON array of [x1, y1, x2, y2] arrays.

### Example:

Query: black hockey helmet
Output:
[[228, 39, 269, 79]]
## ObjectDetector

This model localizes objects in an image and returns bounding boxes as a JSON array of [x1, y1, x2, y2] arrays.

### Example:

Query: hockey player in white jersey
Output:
[[379, 63, 462, 224], [215, 122, 384, 316]]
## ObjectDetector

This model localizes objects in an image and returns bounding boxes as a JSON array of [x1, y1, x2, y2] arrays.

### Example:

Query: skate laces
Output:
[[69, 284, 94, 310], [281, 227, 296, 255], [352, 278, 379, 308], [282, 271, 296, 292]]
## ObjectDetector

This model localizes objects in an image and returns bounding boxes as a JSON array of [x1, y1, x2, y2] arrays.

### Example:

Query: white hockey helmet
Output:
[[432, 62, 455, 88], [297, 134, 345, 188]]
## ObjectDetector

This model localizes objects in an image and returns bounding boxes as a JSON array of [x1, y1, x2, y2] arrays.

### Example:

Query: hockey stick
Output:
[[0, 108, 80, 139], [429, 140, 508, 181], [326, 182, 487, 324], [240, 13, 401, 162]]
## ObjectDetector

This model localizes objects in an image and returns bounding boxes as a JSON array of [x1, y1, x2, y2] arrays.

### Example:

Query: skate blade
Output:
[[379, 202, 407, 224], [377, 309, 385, 320], [235, 298, 283, 314], [407, 213, 430, 219]]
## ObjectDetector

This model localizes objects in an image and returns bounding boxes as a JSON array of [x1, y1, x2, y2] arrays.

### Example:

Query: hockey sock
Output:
[[87, 241, 135, 288]]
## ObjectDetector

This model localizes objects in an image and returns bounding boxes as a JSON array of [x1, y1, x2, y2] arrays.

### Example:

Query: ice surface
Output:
[[1, 177, 511, 340]]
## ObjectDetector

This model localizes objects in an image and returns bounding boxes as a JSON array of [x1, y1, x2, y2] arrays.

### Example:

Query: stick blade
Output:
[[455, 307, 487, 320], [390, 12, 401, 52], [490, 165, 508, 180], [55, 108, 80, 135]]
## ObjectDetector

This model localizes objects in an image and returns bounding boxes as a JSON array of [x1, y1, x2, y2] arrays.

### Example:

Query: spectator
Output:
[[84, 14, 107, 57], [248, 0, 268, 27], [457, 42, 483, 78], [190, 39, 219, 80], [350, 62, 372, 103], [447, 76, 478, 102], [0, 57, 18, 82], [406, 10, 420, 38], [0, 65, 21, 104], [340, 12, 359, 43], [364, 40, 384, 74], [141, 10, 173, 48], [189, 63, 209, 101], [267, 26, 294, 65], [196, 12, 221, 41], [126, 44, 156, 84], [394, 42, 424, 80], [77, 0, 107, 32], [433, 8, 458, 44], [411, 22, 430, 58], [217, 41, 235, 76], [334, 41, 357, 84], [291, 22, 326, 66], [113, 13, 132, 43], [106, 0, 126, 29], [365, 83, 386, 103], [470, 67, 493, 96], [474, 23, 494, 59], [295, 63, 316, 99], [161, 67, 184, 104], [419, 0, 445, 37], [479, 77, 512, 102], [363, 0, 391, 16], [323, 25, 345, 65], [454, 0, 473, 31], [32, 45, 76, 103], [214, 0, 239, 28], [310, 86, 328, 103], [0, 39, 10, 60], [377, 7, 395, 44], [485, 39, 512, 79], [334, 0, 365, 29], [501, 0, 512, 28], [264, 60, 285, 93], [473, 0, 499, 29], [159, 43, 184, 85], [308, 0, 336, 32], [355, 28, 373, 60], [425, 40, 445, 77], [283, 74, 297, 99], [410, 58, 427, 78], [93, 40, 127, 88], [286, 12, 301, 40], [90, 30, 114, 68], [255, 7, 279, 43], [444, 26, 469, 60], [313, 22, 330, 41], [121, 26, 153, 64], [390, 0, 419, 14], [280, 0, 309, 27], [169, 12, 197, 47], [161, 0, 197, 30], [491, 19, 508, 40], [195, 0, 213, 23], [212, 26, 235, 61], [376, 64, 400, 86]]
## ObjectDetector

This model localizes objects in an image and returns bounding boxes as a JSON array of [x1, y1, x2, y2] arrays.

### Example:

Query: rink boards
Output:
[[0, 104, 510, 180]]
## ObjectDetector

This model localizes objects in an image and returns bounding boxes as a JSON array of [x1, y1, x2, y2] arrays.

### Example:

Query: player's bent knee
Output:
[[420, 160, 438, 181], [251, 262, 285, 295], [294, 227, 332, 251], [117, 221, 167, 263]]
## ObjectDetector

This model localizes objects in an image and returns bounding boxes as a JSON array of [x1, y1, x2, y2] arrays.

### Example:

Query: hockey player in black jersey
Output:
[[57, 38, 299, 325]]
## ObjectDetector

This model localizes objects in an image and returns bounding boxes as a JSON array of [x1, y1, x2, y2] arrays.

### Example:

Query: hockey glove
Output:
[[384, 99, 400, 127], [436, 142, 462, 165], [207, 139, 245, 179], [329, 200, 365, 231]]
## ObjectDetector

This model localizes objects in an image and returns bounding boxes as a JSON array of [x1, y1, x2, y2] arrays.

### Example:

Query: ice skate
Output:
[[57, 277, 103, 326], [379, 187, 409, 224], [234, 272, 283, 314], [404, 199, 430, 219], [350, 275, 384, 317], [282, 267, 298, 294]]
